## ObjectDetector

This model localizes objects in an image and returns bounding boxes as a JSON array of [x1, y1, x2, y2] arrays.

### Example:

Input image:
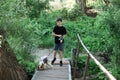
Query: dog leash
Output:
[[47, 49, 54, 57]]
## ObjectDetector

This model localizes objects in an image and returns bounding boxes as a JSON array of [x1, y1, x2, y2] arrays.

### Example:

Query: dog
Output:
[[37, 56, 53, 70]]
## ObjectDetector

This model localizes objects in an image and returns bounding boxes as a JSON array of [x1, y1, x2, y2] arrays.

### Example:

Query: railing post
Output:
[[0, 35, 3, 48], [74, 38, 80, 78], [71, 34, 81, 80], [71, 48, 77, 80], [83, 54, 90, 80], [76, 37, 80, 67]]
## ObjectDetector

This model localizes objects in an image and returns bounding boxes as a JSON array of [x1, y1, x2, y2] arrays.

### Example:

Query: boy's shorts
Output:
[[54, 43, 64, 51]]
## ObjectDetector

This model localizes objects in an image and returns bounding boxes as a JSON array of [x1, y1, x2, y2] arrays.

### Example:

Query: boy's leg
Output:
[[53, 50, 57, 58], [51, 51, 57, 64], [59, 43, 64, 66], [51, 44, 58, 64], [59, 51, 63, 66], [59, 51, 63, 61]]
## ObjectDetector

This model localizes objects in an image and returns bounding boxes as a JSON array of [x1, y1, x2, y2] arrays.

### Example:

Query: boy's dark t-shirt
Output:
[[53, 25, 66, 44]]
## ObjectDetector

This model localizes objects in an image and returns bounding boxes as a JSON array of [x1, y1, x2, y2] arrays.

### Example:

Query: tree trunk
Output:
[[103, 0, 110, 5], [81, 0, 86, 13], [75, 0, 86, 13], [0, 29, 27, 80]]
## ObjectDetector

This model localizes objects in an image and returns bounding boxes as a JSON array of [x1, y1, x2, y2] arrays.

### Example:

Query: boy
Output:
[[51, 18, 67, 66]]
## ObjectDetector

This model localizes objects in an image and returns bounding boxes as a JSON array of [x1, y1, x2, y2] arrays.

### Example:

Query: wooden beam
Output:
[[83, 54, 90, 80]]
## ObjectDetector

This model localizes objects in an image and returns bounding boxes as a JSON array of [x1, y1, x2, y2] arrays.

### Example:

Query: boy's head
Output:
[[56, 18, 62, 26], [56, 18, 62, 22]]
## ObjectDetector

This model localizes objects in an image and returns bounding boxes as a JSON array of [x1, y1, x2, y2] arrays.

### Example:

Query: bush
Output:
[[60, 5, 83, 20]]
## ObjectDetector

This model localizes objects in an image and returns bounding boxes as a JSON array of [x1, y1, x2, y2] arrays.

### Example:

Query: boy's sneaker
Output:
[[51, 58, 56, 65], [60, 61, 63, 66]]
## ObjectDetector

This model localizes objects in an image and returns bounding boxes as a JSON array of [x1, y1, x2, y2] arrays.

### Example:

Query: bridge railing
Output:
[[72, 34, 116, 80]]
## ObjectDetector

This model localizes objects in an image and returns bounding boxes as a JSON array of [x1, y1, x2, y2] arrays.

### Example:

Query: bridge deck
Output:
[[32, 61, 71, 80], [31, 49, 71, 80]]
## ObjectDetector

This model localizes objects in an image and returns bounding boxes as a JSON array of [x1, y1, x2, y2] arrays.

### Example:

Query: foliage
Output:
[[99, 0, 120, 67], [26, 0, 49, 18], [77, 54, 86, 69], [60, 5, 83, 20], [60, 1, 119, 79], [0, 0, 120, 79], [110, 0, 120, 7], [0, 0, 51, 78], [77, 54, 109, 80], [103, 9, 120, 80]]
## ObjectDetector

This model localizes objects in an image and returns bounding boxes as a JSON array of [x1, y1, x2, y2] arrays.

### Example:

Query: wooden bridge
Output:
[[31, 34, 116, 80], [32, 60, 71, 80], [31, 48, 71, 80]]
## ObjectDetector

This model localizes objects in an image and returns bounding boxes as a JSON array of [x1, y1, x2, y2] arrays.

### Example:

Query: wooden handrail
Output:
[[77, 34, 116, 80]]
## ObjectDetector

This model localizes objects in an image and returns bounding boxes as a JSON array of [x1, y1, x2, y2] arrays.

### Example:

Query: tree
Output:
[[76, 0, 86, 13], [108, 0, 120, 65], [0, 29, 27, 80], [0, 0, 37, 79], [103, 0, 110, 5]]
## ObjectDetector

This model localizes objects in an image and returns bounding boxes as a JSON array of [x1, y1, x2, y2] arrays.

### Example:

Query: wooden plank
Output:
[[34, 77, 68, 80]]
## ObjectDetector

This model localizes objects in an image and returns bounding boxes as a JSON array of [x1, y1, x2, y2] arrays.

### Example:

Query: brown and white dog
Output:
[[37, 56, 53, 70]]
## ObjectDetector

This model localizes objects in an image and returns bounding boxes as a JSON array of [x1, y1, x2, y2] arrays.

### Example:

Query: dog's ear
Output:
[[37, 65, 40, 70], [37, 63, 44, 70], [40, 63, 44, 70]]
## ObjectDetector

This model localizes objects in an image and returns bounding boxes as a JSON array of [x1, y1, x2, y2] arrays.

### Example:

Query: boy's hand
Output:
[[57, 35, 62, 37]]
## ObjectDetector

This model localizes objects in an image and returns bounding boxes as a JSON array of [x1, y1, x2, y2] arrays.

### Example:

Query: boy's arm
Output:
[[52, 32, 61, 37], [62, 35, 66, 39]]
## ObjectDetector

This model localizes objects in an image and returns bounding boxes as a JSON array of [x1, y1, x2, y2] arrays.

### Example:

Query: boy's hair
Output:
[[56, 18, 62, 22]]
